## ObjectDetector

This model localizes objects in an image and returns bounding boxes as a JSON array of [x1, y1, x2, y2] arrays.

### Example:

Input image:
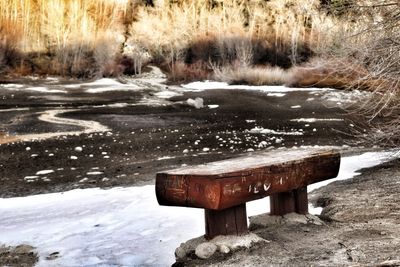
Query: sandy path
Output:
[[1, 109, 110, 144]]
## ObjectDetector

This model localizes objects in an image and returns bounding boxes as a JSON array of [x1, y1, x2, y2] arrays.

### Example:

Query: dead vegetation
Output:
[[0, 0, 340, 80]]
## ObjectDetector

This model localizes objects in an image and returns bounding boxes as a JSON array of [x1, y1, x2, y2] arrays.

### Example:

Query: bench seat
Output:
[[156, 148, 340, 238]]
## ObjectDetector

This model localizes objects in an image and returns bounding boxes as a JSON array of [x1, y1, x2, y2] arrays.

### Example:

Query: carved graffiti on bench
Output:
[[156, 148, 341, 239]]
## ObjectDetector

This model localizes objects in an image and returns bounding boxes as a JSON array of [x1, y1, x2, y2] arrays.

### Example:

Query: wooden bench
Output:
[[156, 148, 340, 239]]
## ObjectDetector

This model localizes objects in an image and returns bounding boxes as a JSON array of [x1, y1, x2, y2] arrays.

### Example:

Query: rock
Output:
[[187, 98, 204, 109], [175, 233, 266, 261], [174, 236, 206, 260], [218, 244, 230, 254], [211, 233, 268, 250], [195, 242, 217, 259], [283, 213, 308, 224], [249, 213, 283, 229], [46, 251, 60, 260], [305, 214, 325, 225], [14, 245, 35, 254], [175, 246, 187, 260]]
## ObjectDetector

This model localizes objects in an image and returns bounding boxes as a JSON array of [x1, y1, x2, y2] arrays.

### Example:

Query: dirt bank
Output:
[[178, 158, 400, 266], [0, 245, 38, 267]]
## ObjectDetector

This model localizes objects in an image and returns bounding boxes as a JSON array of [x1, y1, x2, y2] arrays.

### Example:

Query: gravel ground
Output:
[[179, 158, 400, 266]]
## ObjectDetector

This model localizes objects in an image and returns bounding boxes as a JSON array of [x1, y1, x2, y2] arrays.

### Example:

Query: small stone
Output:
[[218, 244, 230, 254], [175, 246, 187, 260], [74, 146, 83, 152], [249, 213, 283, 229], [305, 214, 325, 226], [195, 242, 217, 259], [14, 245, 35, 254], [46, 251, 60, 260], [283, 213, 308, 224]]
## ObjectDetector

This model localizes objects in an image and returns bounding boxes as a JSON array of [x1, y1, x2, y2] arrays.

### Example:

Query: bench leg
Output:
[[205, 204, 248, 239], [270, 186, 308, 216]]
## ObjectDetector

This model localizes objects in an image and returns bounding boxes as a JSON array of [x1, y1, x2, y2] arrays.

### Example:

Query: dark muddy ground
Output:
[[0, 77, 366, 198]]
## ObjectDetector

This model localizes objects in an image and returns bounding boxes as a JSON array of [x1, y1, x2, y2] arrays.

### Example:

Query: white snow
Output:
[[267, 93, 286, 97], [36, 170, 54, 175], [247, 127, 304, 136], [291, 118, 344, 123], [182, 81, 332, 93], [24, 176, 39, 181], [82, 78, 141, 93], [26, 87, 66, 94], [154, 91, 182, 99], [0, 108, 30, 113], [320, 90, 370, 104], [0, 150, 398, 266], [290, 105, 301, 109], [157, 156, 176, 161], [17, 109, 111, 142], [208, 105, 219, 109], [0, 83, 24, 89], [0, 186, 203, 266]]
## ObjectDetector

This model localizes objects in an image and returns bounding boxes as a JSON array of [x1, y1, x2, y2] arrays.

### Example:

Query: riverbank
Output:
[[177, 156, 400, 266]]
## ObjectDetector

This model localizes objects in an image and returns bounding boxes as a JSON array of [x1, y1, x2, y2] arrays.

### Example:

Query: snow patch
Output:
[[208, 105, 219, 109], [267, 93, 286, 97], [83, 79, 141, 93], [291, 118, 344, 123], [154, 91, 182, 99], [247, 127, 304, 136], [0, 186, 203, 266], [36, 170, 54, 175], [157, 156, 176, 161], [26, 87, 66, 94], [182, 81, 332, 93]]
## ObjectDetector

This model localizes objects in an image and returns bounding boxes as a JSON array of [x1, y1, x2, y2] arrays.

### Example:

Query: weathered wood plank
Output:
[[270, 191, 296, 215], [270, 186, 308, 215], [156, 148, 340, 210], [205, 204, 247, 239]]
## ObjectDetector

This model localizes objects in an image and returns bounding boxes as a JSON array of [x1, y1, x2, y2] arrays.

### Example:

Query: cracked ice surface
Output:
[[0, 150, 399, 266]]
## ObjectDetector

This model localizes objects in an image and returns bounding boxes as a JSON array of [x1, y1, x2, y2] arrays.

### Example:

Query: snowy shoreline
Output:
[[0, 149, 398, 266]]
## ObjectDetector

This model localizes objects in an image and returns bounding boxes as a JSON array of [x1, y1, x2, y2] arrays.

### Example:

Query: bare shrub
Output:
[[120, 42, 151, 75], [167, 61, 210, 83], [286, 58, 376, 89], [0, 46, 5, 72], [94, 34, 125, 77], [214, 65, 288, 86]]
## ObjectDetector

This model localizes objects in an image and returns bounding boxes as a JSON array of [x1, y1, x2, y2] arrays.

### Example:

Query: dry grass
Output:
[[286, 58, 372, 89], [167, 61, 211, 83], [0, 0, 126, 77], [129, 0, 340, 67], [0, 0, 369, 80], [214, 65, 289, 86]]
